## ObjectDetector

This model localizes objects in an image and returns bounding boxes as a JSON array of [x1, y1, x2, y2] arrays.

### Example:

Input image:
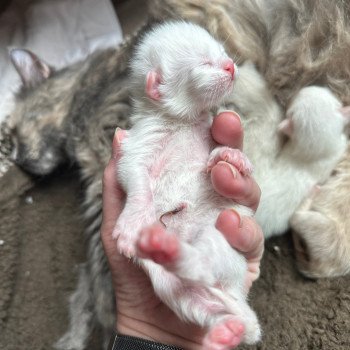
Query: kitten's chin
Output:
[[206, 82, 234, 109]]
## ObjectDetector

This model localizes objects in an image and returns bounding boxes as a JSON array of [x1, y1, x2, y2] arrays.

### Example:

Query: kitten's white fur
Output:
[[114, 22, 260, 349]]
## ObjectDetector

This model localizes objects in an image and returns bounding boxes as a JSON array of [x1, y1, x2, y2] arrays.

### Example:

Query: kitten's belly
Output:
[[149, 130, 212, 215], [149, 132, 233, 232], [152, 162, 206, 212]]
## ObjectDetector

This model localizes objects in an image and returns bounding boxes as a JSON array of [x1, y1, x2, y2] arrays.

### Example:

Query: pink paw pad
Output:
[[137, 224, 179, 264], [207, 147, 253, 176], [204, 319, 245, 350]]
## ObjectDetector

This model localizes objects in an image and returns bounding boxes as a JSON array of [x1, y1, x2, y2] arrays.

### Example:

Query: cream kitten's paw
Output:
[[207, 147, 253, 176]]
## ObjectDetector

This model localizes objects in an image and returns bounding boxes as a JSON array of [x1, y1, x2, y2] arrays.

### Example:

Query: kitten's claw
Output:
[[113, 226, 136, 258], [207, 147, 253, 176], [203, 318, 245, 350], [137, 224, 179, 264], [117, 237, 136, 258]]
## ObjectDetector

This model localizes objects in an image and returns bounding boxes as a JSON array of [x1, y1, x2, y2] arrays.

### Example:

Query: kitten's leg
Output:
[[137, 223, 216, 285], [142, 261, 260, 347], [138, 226, 261, 346], [113, 185, 156, 257], [207, 146, 253, 176]]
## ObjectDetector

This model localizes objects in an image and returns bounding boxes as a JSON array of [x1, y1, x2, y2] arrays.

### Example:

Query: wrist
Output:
[[117, 313, 202, 350], [108, 333, 184, 350]]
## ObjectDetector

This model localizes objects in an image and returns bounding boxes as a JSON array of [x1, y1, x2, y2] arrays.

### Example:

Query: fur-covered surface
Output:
[[1, 0, 350, 349]]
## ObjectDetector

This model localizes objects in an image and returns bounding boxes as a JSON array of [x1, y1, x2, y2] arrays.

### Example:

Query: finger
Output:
[[101, 129, 126, 233], [211, 111, 243, 150], [112, 127, 127, 160], [215, 210, 264, 261], [211, 162, 261, 211]]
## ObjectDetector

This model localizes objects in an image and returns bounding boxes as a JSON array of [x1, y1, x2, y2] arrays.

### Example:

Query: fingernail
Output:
[[114, 127, 122, 145], [230, 208, 243, 228], [220, 110, 241, 125], [231, 111, 241, 124], [217, 161, 238, 178]]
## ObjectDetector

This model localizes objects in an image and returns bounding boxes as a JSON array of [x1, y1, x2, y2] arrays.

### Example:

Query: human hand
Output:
[[101, 111, 264, 348]]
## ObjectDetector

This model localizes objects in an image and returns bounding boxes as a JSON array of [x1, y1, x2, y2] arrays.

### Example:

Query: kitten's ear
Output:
[[146, 70, 161, 100], [278, 118, 294, 137], [9, 48, 52, 88]]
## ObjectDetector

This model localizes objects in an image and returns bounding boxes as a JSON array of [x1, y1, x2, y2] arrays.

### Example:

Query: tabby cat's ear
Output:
[[9, 48, 52, 88]]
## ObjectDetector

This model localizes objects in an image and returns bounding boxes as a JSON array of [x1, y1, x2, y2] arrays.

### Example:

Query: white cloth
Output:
[[0, 0, 123, 123]]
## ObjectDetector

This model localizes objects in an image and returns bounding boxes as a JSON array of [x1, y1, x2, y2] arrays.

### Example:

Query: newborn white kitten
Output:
[[220, 62, 350, 243], [254, 86, 348, 238], [224, 70, 348, 239], [114, 22, 261, 349]]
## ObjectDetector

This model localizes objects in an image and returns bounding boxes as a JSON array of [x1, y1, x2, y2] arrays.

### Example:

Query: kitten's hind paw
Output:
[[203, 318, 245, 350], [136, 223, 179, 264], [207, 147, 253, 176]]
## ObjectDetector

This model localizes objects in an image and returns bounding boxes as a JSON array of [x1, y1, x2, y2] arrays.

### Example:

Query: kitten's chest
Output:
[[149, 124, 213, 178]]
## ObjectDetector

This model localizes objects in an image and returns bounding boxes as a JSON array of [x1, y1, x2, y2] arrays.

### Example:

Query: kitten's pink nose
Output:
[[222, 59, 235, 79]]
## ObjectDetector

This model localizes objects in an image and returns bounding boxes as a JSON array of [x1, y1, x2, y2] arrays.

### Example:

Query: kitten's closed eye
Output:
[[202, 60, 213, 67]]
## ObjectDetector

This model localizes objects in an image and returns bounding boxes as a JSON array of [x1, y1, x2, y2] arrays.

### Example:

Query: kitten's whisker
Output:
[[222, 33, 232, 47]]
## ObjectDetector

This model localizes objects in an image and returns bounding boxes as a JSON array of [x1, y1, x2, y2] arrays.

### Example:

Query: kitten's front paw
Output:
[[112, 223, 137, 258], [207, 147, 253, 176]]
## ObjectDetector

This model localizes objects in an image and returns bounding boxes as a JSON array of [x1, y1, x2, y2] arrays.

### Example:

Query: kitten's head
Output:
[[8, 49, 68, 175], [280, 86, 348, 159], [130, 21, 237, 120]]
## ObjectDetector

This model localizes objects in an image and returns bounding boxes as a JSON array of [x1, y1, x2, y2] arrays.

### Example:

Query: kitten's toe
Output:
[[203, 318, 245, 350], [207, 147, 253, 176], [137, 224, 179, 264], [117, 239, 136, 258], [115, 229, 137, 258]]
